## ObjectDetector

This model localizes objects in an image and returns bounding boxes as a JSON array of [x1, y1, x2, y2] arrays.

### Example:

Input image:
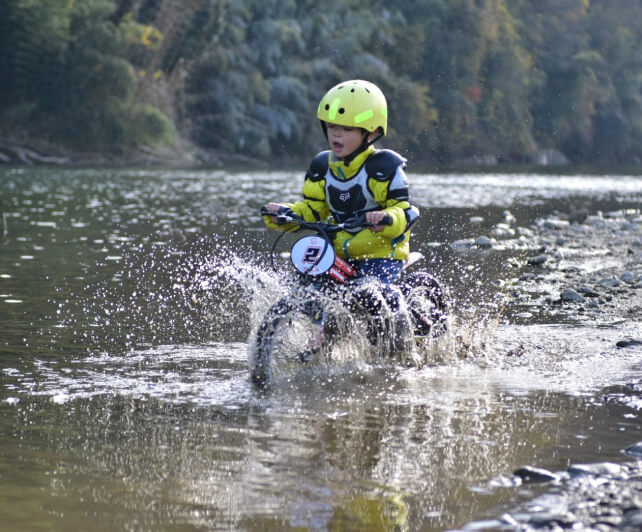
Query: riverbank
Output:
[[508, 208, 642, 329], [3, 135, 641, 175], [0, 135, 266, 168], [458, 206, 642, 530]]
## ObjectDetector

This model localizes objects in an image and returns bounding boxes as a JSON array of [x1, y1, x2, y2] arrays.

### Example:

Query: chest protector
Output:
[[306, 148, 408, 225]]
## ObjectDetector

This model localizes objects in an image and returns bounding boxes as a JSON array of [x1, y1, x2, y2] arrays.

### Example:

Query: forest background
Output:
[[0, 0, 640, 168]]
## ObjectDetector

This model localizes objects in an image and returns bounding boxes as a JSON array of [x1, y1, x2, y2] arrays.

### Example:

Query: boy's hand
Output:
[[265, 202, 284, 222], [264, 203, 294, 225], [265, 202, 285, 214], [365, 211, 389, 233]]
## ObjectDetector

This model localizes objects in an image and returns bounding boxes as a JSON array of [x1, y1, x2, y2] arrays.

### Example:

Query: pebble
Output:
[[527, 254, 548, 266]]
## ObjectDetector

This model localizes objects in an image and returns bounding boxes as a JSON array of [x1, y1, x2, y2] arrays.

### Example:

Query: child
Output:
[[264, 79, 419, 285]]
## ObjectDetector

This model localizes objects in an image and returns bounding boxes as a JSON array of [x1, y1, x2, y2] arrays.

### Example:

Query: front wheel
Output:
[[251, 299, 335, 387], [398, 271, 448, 337]]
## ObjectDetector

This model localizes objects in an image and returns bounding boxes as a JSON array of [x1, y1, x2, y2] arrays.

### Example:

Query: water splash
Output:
[[54, 233, 288, 354]]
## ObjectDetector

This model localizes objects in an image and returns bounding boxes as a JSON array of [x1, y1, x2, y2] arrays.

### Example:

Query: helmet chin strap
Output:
[[341, 130, 383, 166]]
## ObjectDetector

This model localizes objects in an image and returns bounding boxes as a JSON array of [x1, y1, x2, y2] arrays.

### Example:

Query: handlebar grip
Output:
[[381, 215, 393, 226], [261, 205, 300, 225], [260, 205, 295, 217]]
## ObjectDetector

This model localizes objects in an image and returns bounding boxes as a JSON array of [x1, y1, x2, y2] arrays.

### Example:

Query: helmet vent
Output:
[[338, 108, 345, 114]]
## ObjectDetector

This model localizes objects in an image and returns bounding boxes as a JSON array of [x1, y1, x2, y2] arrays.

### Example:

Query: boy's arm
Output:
[[367, 152, 419, 239], [264, 152, 331, 229]]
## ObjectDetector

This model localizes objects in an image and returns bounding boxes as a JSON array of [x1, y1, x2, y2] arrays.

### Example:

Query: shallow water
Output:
[[1, 167, 641, 531]]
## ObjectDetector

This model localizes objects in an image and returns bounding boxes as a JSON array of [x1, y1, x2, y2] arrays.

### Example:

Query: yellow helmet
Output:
[[317, 80, 388, 135]]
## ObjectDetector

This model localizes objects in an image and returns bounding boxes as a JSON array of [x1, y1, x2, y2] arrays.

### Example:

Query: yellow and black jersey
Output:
[[265, 147, 419, 261]]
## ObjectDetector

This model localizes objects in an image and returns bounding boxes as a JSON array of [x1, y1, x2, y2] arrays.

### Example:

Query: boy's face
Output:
[[325, 123, 368, 159]]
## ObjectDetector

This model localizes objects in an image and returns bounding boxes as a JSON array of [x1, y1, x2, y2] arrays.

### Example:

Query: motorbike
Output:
[[250, 207, 448, 387]]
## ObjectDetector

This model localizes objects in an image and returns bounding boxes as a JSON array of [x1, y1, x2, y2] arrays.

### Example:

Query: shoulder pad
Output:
[[306, 151, 330, 181], [365, 149, 407, 181]]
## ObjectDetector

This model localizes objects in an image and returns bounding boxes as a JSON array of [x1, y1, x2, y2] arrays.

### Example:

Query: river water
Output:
[[1, 167, 641, 531]]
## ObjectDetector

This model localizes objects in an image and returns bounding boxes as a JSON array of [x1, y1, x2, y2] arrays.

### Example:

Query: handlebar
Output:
[[260, 206, 392, 232]]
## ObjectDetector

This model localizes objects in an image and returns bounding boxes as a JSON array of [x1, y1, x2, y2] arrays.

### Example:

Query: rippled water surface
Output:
[[1, 167, 641, 531]]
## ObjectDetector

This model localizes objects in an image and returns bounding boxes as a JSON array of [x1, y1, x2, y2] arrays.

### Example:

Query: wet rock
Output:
[[621, 271, 635, 284], [513, 466, 560, 483], [503, 210, 516, 225], [451, 238, 475, 250], [561, 288, 586, 303], [617, 339, 642, 348], [474, 236, 494, 249], [598, 276, 621, 288], [527, 254, 548, 266], [578, 285, 600, 298], [569, 210, 588, 224], [621, 222, 639, 232], [568, 462, 625, 478], [492, 223, 515, 237], [624, 442, 642, 457], [623, 510, 642, 528], [527, 511, 578, 528], [541, 218, 571, 230], [517, 226, 535, 237]]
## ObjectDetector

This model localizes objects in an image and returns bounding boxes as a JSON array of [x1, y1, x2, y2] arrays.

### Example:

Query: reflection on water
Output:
[[1, 167, 641, 530]]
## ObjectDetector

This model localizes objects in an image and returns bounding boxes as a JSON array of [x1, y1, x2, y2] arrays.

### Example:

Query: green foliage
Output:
[[131, 104, 174, 146], [0, 0, 172, 150], [0, 0, 640, 164]]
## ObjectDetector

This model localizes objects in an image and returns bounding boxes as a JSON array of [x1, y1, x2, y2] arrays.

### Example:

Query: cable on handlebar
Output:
[[259, 207, 393, 273]]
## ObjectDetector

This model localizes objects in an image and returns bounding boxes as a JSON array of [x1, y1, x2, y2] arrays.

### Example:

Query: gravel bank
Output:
[[458, 207, 642, 530]]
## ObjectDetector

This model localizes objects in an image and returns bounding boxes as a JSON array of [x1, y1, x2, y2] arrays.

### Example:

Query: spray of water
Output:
[[52, 227, 507, 387]]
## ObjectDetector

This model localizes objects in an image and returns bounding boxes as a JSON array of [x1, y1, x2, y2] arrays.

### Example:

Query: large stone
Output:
[[616, 339, 642, 348], [513, 466, 560, 484], [623, 442, 642, 457], [561, 288, 586, 303]]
